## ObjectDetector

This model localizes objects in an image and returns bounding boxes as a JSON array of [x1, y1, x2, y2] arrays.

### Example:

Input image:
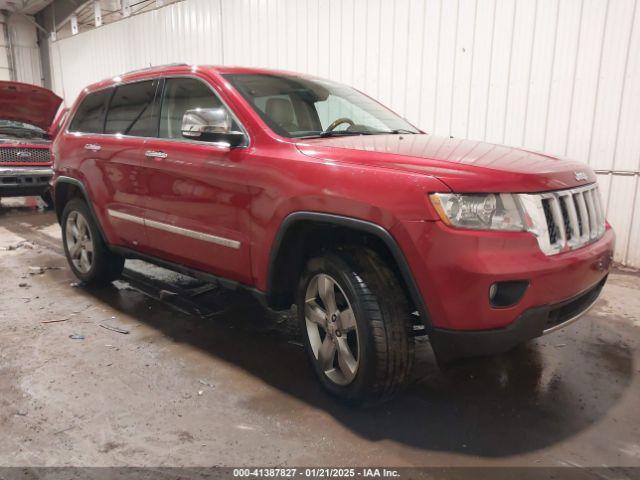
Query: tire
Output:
[[61, 199, 124, 286], [40, 190, 54, 210], [297, 248, 415, 406]]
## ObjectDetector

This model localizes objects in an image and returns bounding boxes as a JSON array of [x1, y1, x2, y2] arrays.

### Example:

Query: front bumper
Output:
[[429, 276, 606, 362], [392, 219, 614, 361], [0, 166, 53, 197]]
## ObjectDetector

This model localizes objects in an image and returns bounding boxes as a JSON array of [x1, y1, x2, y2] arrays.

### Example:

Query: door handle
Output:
[[145, 150, 168, 159], [84, 143, 102, 152]]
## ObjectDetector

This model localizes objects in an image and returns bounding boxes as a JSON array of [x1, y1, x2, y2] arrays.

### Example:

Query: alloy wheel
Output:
[[65, 211, 94, 274], [304, 273, 360, 385]]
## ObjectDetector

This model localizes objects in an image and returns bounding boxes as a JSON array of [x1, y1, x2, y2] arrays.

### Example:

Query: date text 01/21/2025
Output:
[[232, 468, 401, 478]]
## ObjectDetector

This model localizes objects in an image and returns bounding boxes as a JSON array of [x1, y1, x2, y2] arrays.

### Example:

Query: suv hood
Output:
[[0, 81, 62, 130], [296, 134, 596, 192]]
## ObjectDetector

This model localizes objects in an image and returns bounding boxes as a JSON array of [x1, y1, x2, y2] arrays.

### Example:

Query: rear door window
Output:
[[104, 80, 158, 136], [68, 88, 113, 134]]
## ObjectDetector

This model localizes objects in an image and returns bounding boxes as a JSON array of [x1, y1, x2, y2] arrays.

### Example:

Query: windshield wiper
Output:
[[296, 128, 417, 139], [385, 129, 417, 134], [319, 130, 376, 138], [296, 131, 377, 139]]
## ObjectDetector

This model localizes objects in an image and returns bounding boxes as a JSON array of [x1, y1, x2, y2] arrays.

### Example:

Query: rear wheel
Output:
[[62, 199, 124, 286], [297, 249, 414, 405]]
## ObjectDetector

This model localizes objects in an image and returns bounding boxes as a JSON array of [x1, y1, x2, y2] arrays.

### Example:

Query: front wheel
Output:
[[297, 249, 415, 405], [61, 199, 124, 286]]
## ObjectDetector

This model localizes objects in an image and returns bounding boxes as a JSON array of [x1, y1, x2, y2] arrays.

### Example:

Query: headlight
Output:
[[429, 193, 526, 231]]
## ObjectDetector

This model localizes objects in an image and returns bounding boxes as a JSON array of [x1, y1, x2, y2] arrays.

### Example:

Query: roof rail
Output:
[[120, 63, 190, 77]]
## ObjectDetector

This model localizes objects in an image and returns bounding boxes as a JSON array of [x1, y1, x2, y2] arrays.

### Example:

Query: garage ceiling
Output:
[[0, 0, 53, 15], [61, 0, 181, 35]]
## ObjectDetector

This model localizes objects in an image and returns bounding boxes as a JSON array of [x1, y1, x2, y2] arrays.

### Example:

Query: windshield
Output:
[[224, 73, 420, 139], [0, 120, 46, 139]]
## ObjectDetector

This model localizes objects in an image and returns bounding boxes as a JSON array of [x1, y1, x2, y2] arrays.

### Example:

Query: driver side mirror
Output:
[[181, 108, 246, 147]]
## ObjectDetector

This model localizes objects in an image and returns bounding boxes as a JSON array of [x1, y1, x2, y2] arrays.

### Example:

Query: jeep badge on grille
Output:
[[16, 151, 32, 158]]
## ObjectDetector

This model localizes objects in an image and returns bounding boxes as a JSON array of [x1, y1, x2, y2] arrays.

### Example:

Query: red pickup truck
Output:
[[0, 81, 64, 207], [52, 64, 614, 404]]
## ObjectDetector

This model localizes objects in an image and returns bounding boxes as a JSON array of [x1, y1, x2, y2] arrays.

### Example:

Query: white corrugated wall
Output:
[[0, 13, 11, 81], [49, 0, 640, 267], [4, 14, 42, 85]]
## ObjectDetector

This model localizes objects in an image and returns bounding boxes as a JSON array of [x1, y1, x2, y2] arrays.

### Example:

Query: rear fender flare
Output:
[[54, 176, 108, 242]]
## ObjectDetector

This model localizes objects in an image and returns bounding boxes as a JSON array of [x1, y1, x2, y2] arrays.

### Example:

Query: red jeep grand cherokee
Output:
[[0, 81, 64, 206], [52, 64, 614, 404]]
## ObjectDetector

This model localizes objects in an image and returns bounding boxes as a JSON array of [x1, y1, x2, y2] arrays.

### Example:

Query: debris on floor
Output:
[[28, 265, 61, 275], [99, 323, 130, 334], [41, 317, 70, 324], [3, 240, 35, 251]]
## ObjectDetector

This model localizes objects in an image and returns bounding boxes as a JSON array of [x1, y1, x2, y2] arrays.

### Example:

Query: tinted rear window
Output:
[[105, 81, 158, 136], [69, 89, 112, 134]]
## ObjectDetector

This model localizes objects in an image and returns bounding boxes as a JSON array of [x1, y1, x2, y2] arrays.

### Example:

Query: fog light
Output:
[[489, 283, 498, 302], [489, 281, 529, 308]]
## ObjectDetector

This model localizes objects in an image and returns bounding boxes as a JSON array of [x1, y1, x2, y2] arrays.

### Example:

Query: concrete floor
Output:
[[1, 197, 639, 469]]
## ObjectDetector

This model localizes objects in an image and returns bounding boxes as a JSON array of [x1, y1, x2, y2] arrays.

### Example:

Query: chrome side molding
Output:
[[106, 209, 241, 249], [107, 209, 145, 225]]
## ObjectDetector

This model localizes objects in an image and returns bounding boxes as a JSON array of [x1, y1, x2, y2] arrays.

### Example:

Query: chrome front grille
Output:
[[519, 184, 606, 256], [0, 147, 50, 164]]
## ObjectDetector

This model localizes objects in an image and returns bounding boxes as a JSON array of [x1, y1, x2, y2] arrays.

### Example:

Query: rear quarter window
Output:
[[68, 89, 113, 134]]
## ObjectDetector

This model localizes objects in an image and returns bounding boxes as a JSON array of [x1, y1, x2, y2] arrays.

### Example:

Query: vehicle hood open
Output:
[[296, 134, 596, 193], [0, 81, 63, 130]]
